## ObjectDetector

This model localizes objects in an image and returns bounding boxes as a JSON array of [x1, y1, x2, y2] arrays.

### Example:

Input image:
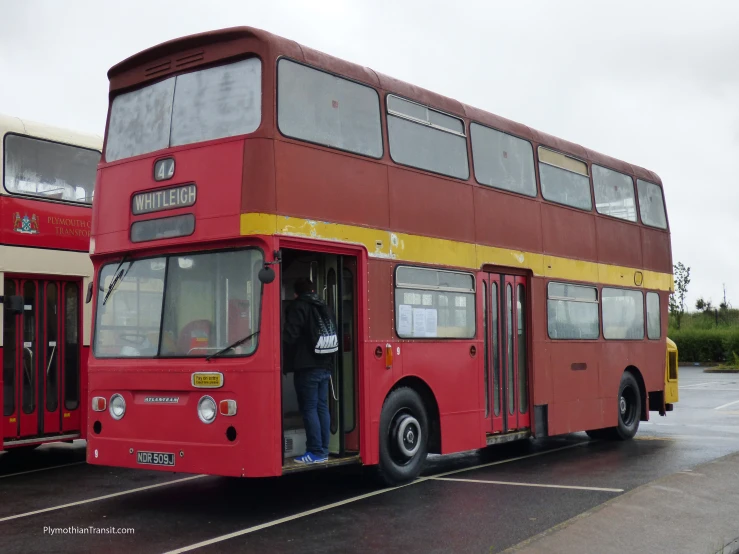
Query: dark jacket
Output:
[[282, 293, 336, 373]]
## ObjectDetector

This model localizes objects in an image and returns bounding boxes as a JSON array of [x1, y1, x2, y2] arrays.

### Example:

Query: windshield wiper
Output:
[[102, 254, 130, 306], [205, 330, 260, 362]]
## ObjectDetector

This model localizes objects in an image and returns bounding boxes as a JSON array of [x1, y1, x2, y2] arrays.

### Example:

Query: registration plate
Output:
[[136, 451, 175, 466]]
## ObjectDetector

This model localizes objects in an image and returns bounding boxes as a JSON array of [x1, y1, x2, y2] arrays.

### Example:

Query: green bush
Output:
[[669, 329, 739, 363]]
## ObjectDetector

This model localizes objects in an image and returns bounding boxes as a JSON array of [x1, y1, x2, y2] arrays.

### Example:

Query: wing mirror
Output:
[[2, 295, 24, 314]]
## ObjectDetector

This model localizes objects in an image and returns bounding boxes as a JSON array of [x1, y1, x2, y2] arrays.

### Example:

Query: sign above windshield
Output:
[[132, 183, 196, 215]]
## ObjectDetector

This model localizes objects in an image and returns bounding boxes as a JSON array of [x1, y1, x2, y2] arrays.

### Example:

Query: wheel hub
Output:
[[396, 415, 421, 458], [620, 396, 627, 415]]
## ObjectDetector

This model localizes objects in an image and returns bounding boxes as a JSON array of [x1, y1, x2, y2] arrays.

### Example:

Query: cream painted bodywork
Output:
[[0, 113, 101, 347]]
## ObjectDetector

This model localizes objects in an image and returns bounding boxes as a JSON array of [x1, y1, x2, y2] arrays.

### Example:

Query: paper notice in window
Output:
[[425, 309, 438, 337], [412, 308, 426, 337], [398, 304, 413, 337]]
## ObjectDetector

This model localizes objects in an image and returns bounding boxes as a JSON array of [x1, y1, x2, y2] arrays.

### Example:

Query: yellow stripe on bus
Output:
[[240, 213, 674, 292]]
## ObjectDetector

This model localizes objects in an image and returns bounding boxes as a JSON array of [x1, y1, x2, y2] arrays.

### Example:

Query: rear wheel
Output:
[[377, 387, 429, 486], [587, 372, 642, 441]]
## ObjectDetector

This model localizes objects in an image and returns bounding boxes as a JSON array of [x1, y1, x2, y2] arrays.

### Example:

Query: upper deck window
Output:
[[277, 59, 382, 158], [105, 58, 262, 162], [538, 147, 592, 211], [637, 179, 668, 229], [470, 123, 536, 196], [387, 96, 469, 180], [3, 134, 99, 205], [592, 165, 636, 222]]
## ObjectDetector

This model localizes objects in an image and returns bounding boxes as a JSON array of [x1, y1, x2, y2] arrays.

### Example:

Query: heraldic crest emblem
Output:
[[12, 212, 39, 234]]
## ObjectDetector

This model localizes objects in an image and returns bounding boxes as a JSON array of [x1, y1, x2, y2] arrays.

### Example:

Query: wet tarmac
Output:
[[2, 366, 738, 553]]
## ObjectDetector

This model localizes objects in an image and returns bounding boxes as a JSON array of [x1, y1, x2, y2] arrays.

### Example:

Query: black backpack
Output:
[[308, 302, 338, 355]]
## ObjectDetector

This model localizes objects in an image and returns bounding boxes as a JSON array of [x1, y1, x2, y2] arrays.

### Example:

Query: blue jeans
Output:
[[294, 369, 331, 458]]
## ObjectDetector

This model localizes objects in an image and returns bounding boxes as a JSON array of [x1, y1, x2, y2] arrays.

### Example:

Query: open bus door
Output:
[[280, 249, 359, 470]]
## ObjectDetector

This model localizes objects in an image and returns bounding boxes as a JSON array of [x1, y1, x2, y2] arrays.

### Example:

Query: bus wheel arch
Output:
[[587, 368, 644, 441], [625, 365, 648, 422], [389, 376, 441, 454], [375, 377, 439, 486]]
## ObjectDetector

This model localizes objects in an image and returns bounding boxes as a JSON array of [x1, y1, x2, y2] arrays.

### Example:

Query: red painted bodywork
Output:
[[0, 194, 90, 449], [87, 27, 672, 477]]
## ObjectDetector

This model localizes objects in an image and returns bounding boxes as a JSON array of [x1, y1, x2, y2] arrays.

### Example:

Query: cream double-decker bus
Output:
[[1, 113, 101, 451]]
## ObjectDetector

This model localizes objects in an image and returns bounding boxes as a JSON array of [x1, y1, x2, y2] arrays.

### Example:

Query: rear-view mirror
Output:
[[3, 295, 24, 314], [86, 282, 93, 304], [258, 266, 276, 284]]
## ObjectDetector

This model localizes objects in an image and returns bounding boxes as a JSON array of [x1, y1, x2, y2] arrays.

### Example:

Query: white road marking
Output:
[[0, 475, 206, 523], [430, 476, 623, 493], [680, 382, 714, 389], [714, 399, 739, 411], [163, 442, 587, 553], [0, 462, 85, 480], [683, 388, 739, 392]]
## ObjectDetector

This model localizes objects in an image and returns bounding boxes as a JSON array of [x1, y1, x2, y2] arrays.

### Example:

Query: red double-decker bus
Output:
[[1, 114, 101, 452], [87, 27, 677, 484]]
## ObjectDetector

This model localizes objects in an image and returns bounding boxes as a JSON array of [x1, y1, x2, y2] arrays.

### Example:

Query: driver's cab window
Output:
[[160, 252, 257, 356]]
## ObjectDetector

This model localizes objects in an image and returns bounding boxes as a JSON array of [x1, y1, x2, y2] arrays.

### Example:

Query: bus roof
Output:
[[0, 113, 102, 152], [107, 26, 662, 186]]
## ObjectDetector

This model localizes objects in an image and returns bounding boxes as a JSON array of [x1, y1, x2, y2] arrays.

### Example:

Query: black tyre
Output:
[[588, 372, 641, 441], [612, 371, 641, 440], [377, 387, 429, 486]]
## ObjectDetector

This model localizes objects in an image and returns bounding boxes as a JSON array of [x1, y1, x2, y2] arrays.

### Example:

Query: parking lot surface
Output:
[[2, 366, 739, 553]]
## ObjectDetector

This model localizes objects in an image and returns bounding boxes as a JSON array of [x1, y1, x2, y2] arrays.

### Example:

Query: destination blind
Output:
[[132, 183, 196, 215]]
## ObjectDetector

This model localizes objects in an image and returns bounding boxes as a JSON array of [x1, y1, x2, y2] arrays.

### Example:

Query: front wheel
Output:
[[377, 387, 429, 486]]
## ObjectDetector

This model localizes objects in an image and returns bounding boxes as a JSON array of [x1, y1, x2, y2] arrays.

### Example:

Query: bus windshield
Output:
[[93, 248, 263, 358], [105, 57, 262, 162], [3, 134, 100, 204]]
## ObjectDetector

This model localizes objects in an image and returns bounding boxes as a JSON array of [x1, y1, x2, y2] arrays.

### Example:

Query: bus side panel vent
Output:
[[145, 60, 172, 78], [176, 51, 205, 69], [534, 405, 548, 438]]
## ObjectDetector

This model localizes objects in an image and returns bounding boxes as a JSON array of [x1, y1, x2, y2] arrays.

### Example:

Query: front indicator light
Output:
[[198, 395, 217, 424], [219, 399, 237, 416], [92, 396, 106, 412], [109, 394, 126, 420]]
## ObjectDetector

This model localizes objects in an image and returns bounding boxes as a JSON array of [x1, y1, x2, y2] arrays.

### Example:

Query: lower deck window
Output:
[[547, 282, 599, 339], [394, 266, 475, 338], [602, 288, 644, 340]]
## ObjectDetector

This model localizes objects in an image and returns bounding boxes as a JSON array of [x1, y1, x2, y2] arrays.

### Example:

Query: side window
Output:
[[277, 59, 382, 158], [637, 179, 668, 229], [647, 292, 661, 340], [602, 288, 644, 340], [387, 95, 469, 180], [538, 147, 592, 211], [470, 123, 536, 196], [592, 165, 637, 222], [394, 266, 475, 339], [547, 282, 599, 339]]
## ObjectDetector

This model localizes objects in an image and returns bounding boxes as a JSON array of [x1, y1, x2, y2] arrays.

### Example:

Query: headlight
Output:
[[109, 394, 126, 420], [198, 396, 216, 424]]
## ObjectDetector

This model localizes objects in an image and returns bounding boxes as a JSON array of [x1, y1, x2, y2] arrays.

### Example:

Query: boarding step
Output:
[[485, 430, 531, 446]]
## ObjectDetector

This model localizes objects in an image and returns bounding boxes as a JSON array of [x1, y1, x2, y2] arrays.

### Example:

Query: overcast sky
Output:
[[1, 0, 736, 309]]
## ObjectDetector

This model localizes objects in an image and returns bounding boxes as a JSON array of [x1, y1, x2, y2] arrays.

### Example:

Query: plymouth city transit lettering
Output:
[[132, 184, 196, 215]]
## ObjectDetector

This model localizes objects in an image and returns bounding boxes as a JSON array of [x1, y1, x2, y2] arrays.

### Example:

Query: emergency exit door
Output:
[[2, 278, 81, 444], [482, 273, 530, 433]]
